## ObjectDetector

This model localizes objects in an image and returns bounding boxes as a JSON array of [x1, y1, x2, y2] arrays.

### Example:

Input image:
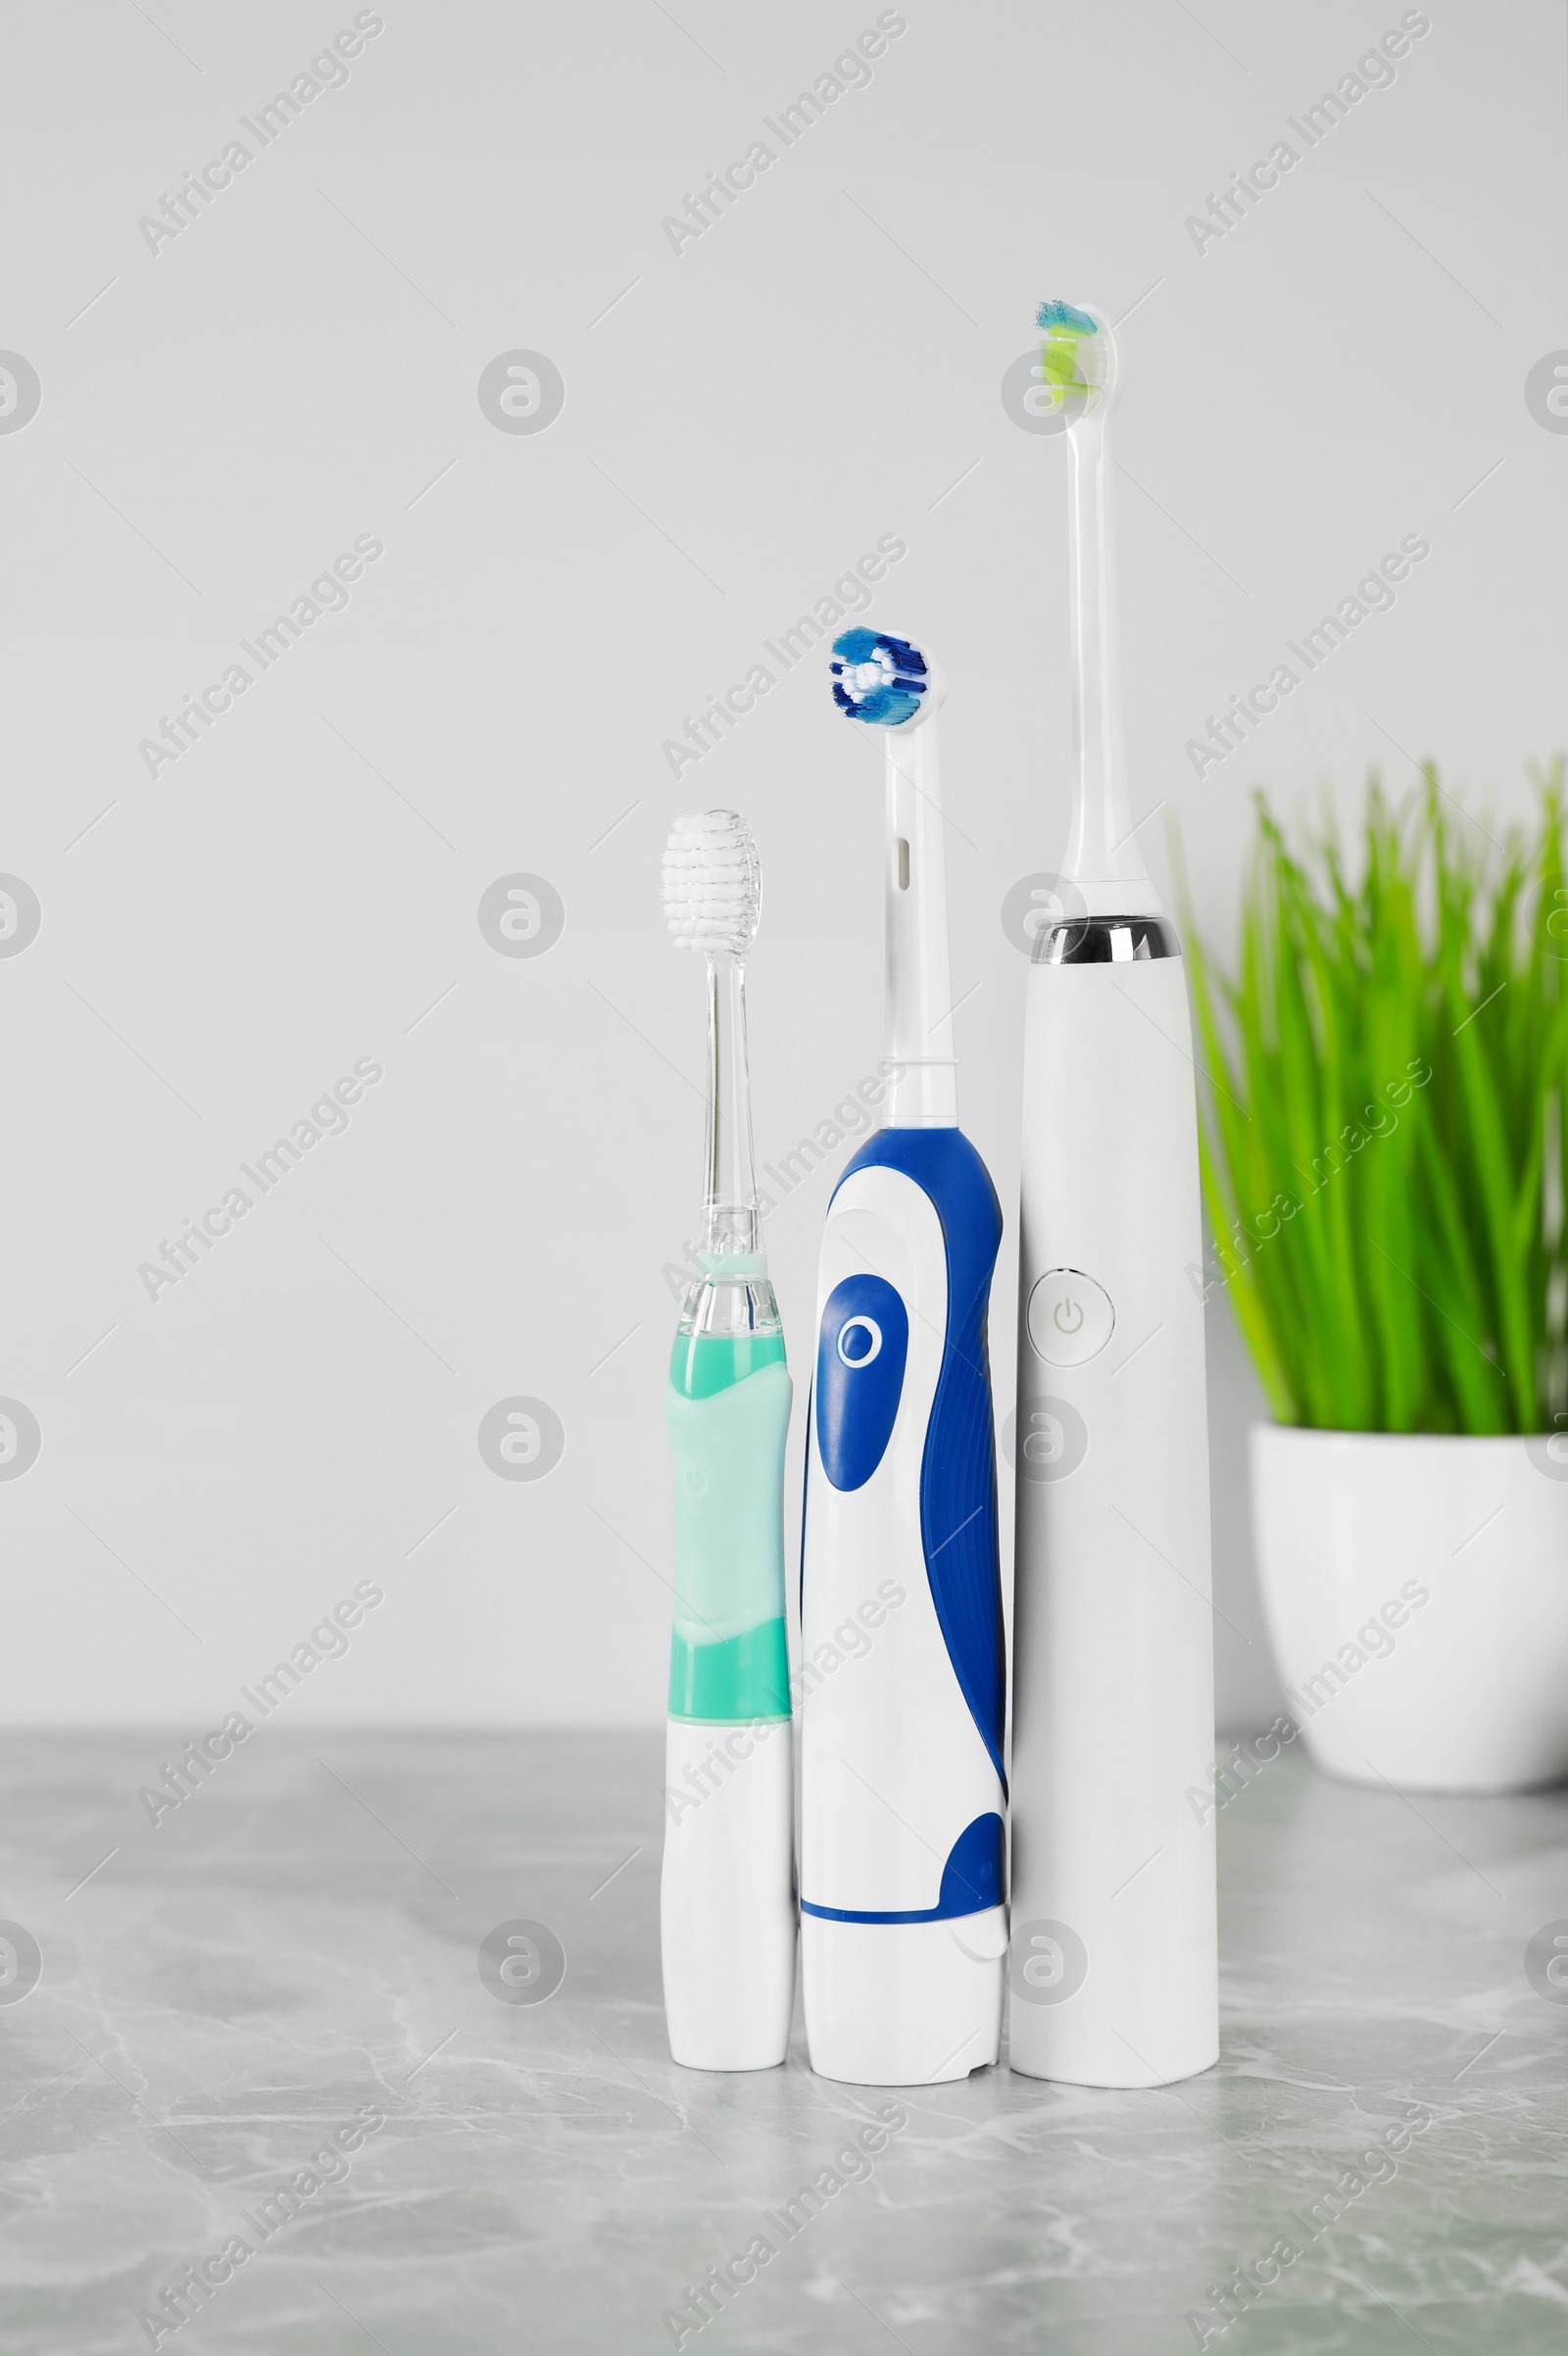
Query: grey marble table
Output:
[[2, 1732, 1565, 2354]]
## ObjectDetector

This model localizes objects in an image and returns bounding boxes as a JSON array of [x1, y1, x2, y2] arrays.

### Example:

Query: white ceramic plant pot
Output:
[[1251, 1424, 1568, 1793]]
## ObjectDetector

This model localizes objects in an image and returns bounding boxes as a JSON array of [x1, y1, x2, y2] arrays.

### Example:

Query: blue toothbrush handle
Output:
[[803, 1124, 1006, 1888], [858, 1126, 1005, 1783], [799, 1123, 1007, 2082]]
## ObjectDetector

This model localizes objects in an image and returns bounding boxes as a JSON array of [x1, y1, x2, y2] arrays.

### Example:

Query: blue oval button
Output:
[[815, 1275, 908, 1491]]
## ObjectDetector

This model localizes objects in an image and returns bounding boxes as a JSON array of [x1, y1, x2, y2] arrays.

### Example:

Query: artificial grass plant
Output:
[[1185, 766, 1568, 1434]]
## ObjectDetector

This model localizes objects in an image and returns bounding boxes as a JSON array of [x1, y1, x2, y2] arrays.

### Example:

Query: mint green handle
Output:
[[665, 1353, 793, 1723]]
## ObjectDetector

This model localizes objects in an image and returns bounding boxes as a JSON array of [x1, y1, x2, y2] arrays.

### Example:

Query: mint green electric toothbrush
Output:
[[660, 809, 796, 2070]]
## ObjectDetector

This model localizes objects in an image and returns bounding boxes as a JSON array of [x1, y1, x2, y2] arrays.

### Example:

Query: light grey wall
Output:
[[1, 0, 1558, 1731]]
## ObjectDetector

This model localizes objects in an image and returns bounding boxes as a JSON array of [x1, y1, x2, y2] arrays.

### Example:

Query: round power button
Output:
[[1027, 1269, 1114, 1366]]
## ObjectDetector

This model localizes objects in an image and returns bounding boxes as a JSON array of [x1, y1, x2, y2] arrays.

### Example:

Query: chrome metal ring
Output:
[[1034, 915, 1182, 965]]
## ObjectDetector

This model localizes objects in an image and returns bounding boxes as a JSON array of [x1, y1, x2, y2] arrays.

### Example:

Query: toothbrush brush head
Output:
[[829, 628, 931, 728], [1036, 298, 1115, 417], [662, 810, 761, 955]]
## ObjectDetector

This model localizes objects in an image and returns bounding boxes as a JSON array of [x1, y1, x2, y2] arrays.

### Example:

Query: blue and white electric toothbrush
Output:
[[799, 629, 1007, 2086], [1009, 302, 1217, 2086], [660, 810, 796, 2071]]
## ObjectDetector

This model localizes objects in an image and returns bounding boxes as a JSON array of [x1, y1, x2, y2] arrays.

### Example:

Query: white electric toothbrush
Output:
[[1008, 302, 1217, 2086], [800, 630, 1007, 2086], [660, 810, 796, 2071]]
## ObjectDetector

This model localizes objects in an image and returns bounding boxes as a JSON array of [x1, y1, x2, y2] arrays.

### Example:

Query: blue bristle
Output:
[[832, 625, 884, 664], [828, 627, 929, 727], [1036, 298, 1097, 333]]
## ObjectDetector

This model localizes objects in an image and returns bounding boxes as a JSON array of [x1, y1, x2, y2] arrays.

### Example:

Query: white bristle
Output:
[[662, 810, 761, 954]]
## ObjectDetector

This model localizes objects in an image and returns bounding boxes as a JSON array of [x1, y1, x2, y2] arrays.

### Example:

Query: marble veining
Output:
[[1, 1734, 1565, 2353]]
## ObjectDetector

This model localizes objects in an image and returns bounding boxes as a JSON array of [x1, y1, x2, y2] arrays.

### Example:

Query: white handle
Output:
[[1010, 954, 1218, 2086], [661, 1718, 795, 2070]]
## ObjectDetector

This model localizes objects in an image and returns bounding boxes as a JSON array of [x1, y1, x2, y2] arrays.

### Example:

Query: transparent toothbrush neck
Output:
[[704, 949, 758, 1259], [1064, 411, 1163, 918], [678, 949, 781, 1340]]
